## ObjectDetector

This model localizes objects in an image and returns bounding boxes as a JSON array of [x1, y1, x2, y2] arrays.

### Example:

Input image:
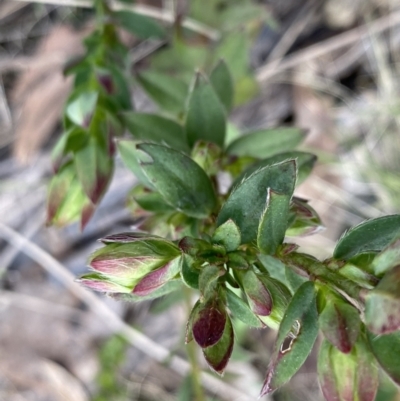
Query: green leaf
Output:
[[123, 112, 189, 153], [286, 197, 324, 237], [371, 236, 400, 276], [180, 254, 200, 289], [212, 219, 241, 252], [318, 338, 379, 401], [74, 109, 113, 205], [118, 140, 155, 189], [217, 160, 296, 244], [126, 142, 217, 218], [257, 275, 292, 329], [137, 71, 188, 115], [202, 315, 234, 375], [133, 256, 182, 296], [365, 265, 400, 334], [199, 265, 223, 300], [209, 59, 234, 112], [185, 73, 226, 148], [258, 189, 291, 255], [319, 292, 360, 353], [260, 282, 318, 396], [46, 162, 95, 229], [225, 288, 263, 328], [368, 330, 400, 385], [235, 151, 316, 187], [66, 90, 98, 127], [226, 128, 305, 159], [128, 184, 174, 214], [257, 254, 287, 284], [333, 215, 400, 260], [113, 10, 165, 39]]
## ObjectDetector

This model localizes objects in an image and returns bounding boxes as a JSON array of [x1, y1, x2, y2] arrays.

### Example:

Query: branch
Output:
[[0, 222, 256, 401], [13, 0, 220, 41], [256, 9, 400, 82]]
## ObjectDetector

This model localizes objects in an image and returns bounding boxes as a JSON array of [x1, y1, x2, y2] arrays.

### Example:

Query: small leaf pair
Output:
[[217, 159, 296, 249]]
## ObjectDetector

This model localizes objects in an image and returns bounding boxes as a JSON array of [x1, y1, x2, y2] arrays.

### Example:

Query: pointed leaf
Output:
[[123, 112, 189, 152], [133, 256, 182, 296], [257, 275, 292, 329], [137, 71, 188, 114], [217, 160, 296, 244], [185, 73, 226, 148], [318, 338, 379, 401], [334, 215, 400, 260], [235, 151, 317, 187], [286, 197, 324, 237], [212, 219, 241, 252], [371, 236, 400, 276], [66, 90, 98, 127], [365, 265, 400, 334], [100, 231, 162, 244], [367, 330, 400, 385], [319, 294, 360, 353], [111, 280, 182, 303], [117, 140, 155, 189], [235, 269, 273, 317], [226, 128, 305, 159], [128, 184, 174, 214], [199, 265, 224, 300], [46, 162, 94, 229], [77, 272, 131, 293], [209, 59, 234, 112], [192, 298, 227, 348], [260, 282, 318, 396], [225, 288, 264, 328], [113, 10, 165, 39], [180, 255, 200, 289], [126, 142, 217, 218], [74, 130, 114, 204], [258, 189, 291, 255], [203, 315, 234, 375]]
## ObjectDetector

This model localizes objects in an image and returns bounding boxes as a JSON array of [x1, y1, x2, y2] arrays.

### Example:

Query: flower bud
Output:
[[86, 238, 181, 289]]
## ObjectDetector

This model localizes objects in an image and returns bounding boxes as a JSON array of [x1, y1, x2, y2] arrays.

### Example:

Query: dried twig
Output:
[[0, 222, 256, 401], [256, 9, 400, 82], [12, 0, 220, 41]]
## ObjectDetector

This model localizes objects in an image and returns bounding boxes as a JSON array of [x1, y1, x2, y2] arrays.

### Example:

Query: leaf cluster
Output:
[[48, 4, 400, 400]]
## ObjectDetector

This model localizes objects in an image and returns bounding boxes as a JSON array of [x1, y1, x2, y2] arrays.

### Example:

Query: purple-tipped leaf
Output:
[[319, 294, 360, 353], [318, 338, 378, 401], [133, 257, 181, 296], [192, 299, 227, 348], [77, 273, 131, 293], [203, 315, 234, 375], [88, 239, 181, 286], [235, 269, 272, 316], [365, 265, 400, 334]]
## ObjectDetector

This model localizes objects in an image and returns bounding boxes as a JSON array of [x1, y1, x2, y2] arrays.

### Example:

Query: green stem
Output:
[[183, 287, 206, 401]]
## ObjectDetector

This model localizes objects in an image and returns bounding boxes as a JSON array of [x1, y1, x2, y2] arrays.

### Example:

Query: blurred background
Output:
[[1, 0, 400, 400]]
